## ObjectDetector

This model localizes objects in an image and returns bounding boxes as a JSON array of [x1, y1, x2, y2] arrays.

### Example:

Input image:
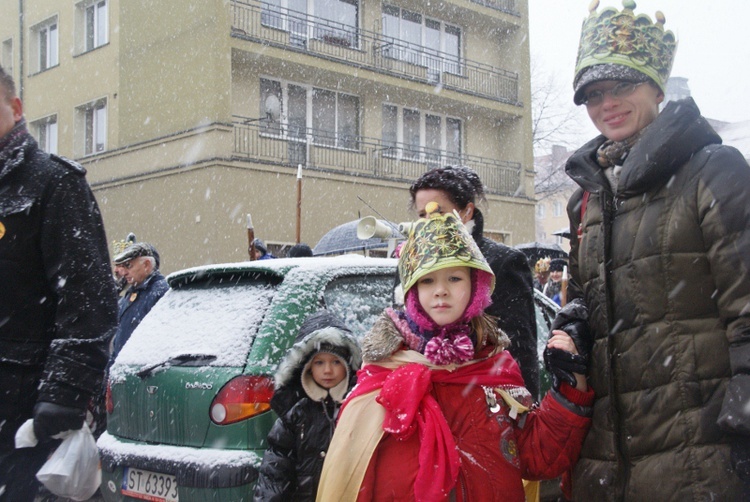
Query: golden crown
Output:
[[574, 0, 677, 91], [398, 203, 493, 295], [112, 233, 136, 255]]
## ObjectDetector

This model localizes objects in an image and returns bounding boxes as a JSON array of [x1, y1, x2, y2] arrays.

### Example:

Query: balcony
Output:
[[232, 117, 522, 197], [231, 0, 520, 105], [470, 0, 520, 16]]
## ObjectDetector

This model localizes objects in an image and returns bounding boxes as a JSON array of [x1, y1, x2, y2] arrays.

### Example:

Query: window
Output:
[[1, 39, 12, 75], [382, 5, 461, 76], [262, 0, 359, 48], [381, 103, 461, 163], [77, 98, 107, 155], [553, 201, 563, 217], [77, 0, 108, 53], [260, 78, 360, 150], [32, 115, 58, 154], [31, 17, 58, 72], [536, 204, 545, 218]]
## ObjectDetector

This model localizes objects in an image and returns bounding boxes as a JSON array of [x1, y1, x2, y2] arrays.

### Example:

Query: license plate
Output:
[[122, 467, 179, 502]]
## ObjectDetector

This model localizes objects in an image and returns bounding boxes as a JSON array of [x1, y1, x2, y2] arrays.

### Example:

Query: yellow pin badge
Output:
[[0, 221, 5, 240]]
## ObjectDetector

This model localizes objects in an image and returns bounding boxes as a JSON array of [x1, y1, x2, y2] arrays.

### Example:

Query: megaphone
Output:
[[356, 216, 393, 240]]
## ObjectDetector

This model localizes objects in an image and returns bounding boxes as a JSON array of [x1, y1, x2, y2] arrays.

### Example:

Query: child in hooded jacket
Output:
[[317, 204, 593, 502], [253, 310, 361, 502]]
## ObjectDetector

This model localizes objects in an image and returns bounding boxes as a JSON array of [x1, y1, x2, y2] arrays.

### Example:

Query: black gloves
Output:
[[550, 299, 593, 360], [33, 401, 86, 443], [544, 347, 588, 390], [544, 299, 592, 390]]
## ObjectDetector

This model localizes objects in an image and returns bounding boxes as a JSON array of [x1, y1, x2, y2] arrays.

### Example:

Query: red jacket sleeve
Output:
[[517, 383, 594, 480]]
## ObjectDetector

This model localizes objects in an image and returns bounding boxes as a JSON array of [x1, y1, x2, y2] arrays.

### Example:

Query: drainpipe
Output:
[[18, 0, 24, 101]]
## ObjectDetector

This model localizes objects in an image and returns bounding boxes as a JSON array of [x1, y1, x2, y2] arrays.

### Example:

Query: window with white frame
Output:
[[260, 78, 360, 150], [536, 203, 545, 218], [1, 39, 12, 75], [553, 201, 563, 217], [382, 5, 461, 77], [261, 0, 359, 48], [76, 99, 107, 155], [31, 17, 58, 72], [76, 0, 108, 53], [381, 104, 461, 163], [31, 115, 58, 154]]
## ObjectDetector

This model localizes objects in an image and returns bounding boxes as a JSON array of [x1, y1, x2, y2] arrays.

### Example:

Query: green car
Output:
[[99, 256, 558, 502]]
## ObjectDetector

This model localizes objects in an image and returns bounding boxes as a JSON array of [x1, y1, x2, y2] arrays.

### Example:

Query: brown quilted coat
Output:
[[564, 98, 750, 501]]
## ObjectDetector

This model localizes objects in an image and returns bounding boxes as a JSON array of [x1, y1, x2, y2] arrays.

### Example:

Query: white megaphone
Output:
[[356, 216, 393, 240]]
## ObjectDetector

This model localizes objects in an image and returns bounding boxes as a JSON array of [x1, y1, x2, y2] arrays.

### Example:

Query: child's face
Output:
[[550, 270, 563, 282], [310, 352, 347, 390], [417, 266, 472, 326]]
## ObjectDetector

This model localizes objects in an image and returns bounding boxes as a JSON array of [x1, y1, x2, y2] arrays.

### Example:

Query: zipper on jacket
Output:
[[601, 190, 630, 499]]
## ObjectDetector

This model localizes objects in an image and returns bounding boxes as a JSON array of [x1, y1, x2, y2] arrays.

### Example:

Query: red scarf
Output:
[[342, 351, 524, 501]]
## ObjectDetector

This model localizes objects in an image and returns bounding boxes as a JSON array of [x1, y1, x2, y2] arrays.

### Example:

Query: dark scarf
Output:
[[595, 128, 645, 168], [0, 119, 32, 181]]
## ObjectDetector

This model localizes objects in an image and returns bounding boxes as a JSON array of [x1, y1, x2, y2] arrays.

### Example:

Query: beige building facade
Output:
[[1, 0, 535, 274], [534, 144, 574, 254]]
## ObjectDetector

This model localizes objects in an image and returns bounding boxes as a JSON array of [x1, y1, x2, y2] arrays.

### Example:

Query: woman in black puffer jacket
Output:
[[253, 311, 361, 502]]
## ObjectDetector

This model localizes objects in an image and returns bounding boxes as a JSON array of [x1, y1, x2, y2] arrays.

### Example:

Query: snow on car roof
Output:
[[110, 256, 396, 382]]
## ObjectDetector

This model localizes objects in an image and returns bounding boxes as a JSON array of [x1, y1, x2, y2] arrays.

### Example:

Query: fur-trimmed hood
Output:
[[271, 311, 362, 415]]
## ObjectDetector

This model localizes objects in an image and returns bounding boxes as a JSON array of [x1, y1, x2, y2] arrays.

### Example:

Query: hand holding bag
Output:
[[35, 422, 101, 501]]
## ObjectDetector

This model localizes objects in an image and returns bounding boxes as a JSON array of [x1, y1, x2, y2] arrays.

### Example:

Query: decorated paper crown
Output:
[[574, 0, 677, 99], [112, 232, 136, 255], [398, 202, 494, 295], [534, 257, 551, 274]]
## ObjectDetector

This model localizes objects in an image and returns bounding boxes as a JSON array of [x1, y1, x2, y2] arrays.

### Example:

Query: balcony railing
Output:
[[231, 0, 520, 105], [232, 117, 522, 196], [470, 0, 520, 16]]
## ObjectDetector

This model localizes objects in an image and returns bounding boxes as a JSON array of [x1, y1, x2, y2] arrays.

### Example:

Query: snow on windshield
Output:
[[110, 281, 275, 382]]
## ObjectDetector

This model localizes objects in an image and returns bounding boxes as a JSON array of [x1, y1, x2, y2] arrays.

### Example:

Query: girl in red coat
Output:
[[318, 204, 592, 502]]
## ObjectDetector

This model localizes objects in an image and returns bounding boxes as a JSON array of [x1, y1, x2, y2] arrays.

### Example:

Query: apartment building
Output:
[[534, 144, 574, 253], [1, 0, 535, 272]]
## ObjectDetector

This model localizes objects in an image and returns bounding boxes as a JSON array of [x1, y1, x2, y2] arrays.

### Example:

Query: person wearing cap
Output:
[[287, 242, 313, 258], [253, 310, 361, 501], [252, 238, 276, 260], [110, 242, 169, 363], [557, 2, 750, 499], [0, 66, 118, 500], [543, 258, 567, 305]]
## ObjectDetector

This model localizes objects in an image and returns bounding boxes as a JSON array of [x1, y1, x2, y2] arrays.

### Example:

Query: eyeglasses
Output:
[[581, 82, 645, 107], [120, 259, 139, 270]]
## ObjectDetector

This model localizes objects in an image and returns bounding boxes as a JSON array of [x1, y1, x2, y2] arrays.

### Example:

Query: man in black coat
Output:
[[0, 66, 118, 501]]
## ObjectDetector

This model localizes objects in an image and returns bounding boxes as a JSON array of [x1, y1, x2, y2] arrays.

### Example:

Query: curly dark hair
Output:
[[408, 166, 486, 211]]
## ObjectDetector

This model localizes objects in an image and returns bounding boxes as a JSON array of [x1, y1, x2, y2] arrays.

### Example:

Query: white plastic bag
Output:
[[36, 423, 101, 501]]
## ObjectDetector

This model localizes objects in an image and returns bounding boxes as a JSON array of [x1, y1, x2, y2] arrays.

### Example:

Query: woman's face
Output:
[[414, 189, 474, 224], [584, 80, 663, 142], [417, 266, 472, 326]]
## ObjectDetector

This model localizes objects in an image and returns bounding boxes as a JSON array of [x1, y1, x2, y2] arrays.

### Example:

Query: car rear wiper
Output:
[[136, 353, 218, 379]]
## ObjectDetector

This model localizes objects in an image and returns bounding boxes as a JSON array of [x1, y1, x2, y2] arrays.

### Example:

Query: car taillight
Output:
[[210, 375, 274, 425], [105, 380, 113, 414]]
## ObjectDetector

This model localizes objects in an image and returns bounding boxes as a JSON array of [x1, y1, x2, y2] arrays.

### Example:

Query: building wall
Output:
[[1, 0, 535, 274]]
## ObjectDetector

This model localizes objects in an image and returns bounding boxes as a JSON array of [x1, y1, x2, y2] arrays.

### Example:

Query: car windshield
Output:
[[110, 278, 276, 381]]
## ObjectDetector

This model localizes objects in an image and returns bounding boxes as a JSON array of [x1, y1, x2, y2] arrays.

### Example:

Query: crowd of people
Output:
[[1, 1, 748, 500]]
